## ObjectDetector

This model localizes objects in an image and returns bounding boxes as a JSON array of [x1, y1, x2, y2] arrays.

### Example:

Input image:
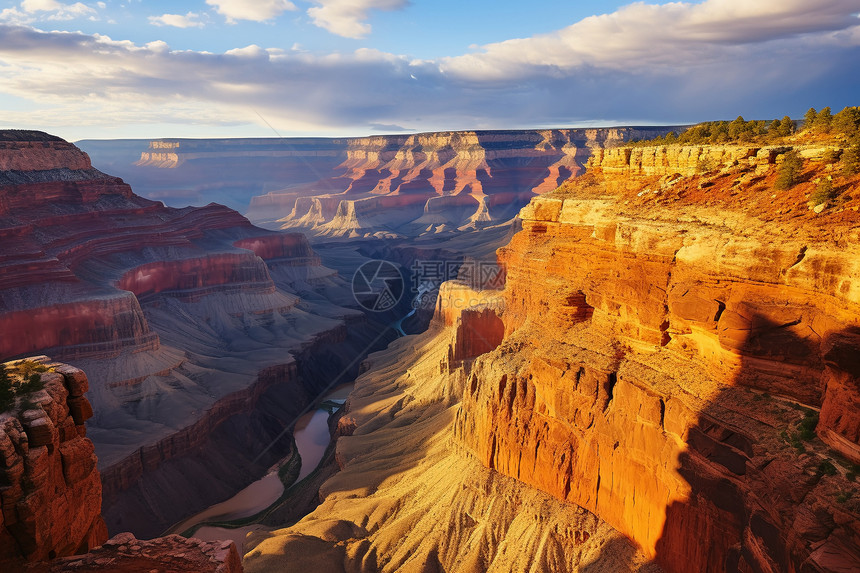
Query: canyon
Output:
[[245, 142, 860, 572], [79, 127, 676, 237], [0, 130, 395, 543], [3, 129, 859, 573]]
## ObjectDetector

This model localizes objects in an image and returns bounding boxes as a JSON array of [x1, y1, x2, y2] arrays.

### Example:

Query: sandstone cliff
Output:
[[0, 357, 107, 569], [245, 143, 860, 573], [0, 356, 244, 572]]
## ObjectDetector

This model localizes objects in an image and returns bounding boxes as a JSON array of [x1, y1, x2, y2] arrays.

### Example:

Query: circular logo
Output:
[[352, 260, 404, 312]]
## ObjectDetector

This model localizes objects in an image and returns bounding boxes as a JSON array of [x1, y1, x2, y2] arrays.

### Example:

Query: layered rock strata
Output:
[[244, 325, 660, 573], [0, 131, 365, 536], [247, 144, 860, 573], [271, 129, 675, 237], [0, 357, 107, 569], [80, 128, 679, 236]]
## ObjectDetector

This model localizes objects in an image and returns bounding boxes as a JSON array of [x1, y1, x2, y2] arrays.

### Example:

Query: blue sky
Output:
[[0, 0, 858, 140], [55, 1, 635, 59]]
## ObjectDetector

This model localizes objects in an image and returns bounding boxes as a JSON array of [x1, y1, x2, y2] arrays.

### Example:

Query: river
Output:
[[167, 384, 352, 551]]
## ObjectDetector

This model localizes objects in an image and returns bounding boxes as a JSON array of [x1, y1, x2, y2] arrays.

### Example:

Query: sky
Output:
[[0, 0, 858, 141]]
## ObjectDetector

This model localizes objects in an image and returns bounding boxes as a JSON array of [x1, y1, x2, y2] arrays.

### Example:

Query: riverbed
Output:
[[167, 385, 351, 550]]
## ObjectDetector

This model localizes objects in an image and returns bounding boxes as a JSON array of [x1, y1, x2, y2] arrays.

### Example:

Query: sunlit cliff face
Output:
[[246, 142, 860, 573]]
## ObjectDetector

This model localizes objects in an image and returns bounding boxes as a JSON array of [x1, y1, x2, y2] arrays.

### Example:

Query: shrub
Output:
[[0, 366, 14, 412], [822, 149, 842, 164], [797, 410, 820, 440], [19, 373, 44, 394], [843, 144, 860, 177], [696, 156, 716, 174], [810, 178, 836, 206], [837, 491, 855, 504], [775, 150, 803, 190]]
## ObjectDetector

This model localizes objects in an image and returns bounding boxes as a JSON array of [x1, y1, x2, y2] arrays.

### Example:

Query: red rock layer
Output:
[[0, 133, 316, 362], [449, 174, 860, 572], [0, 137, 91, 172], [0, 358, 107, 569], [0, 132, 350, 537], [0, 296, 157, 362]]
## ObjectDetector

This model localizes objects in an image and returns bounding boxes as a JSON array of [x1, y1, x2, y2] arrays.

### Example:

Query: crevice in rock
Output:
[[788, 245, 808, 271], [714, 300, 727, 322], [602, 372, 618, 413]]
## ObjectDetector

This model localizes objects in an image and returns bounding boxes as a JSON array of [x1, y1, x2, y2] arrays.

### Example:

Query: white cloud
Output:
[[0, 8, 31, 25], [307, 0, 408, 38], [224, 44, 269, 58], [442, 0, 860, 80], [149, 12, 205, 29], [205, 0, 296, 23], [19, 0, 96, 20]]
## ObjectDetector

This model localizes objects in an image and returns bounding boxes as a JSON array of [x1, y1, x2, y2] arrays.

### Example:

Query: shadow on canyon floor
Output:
[[103, 317, 399, 539]]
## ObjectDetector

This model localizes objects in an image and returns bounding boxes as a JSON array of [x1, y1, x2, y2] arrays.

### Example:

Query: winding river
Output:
[[167, 385, 352, 551]]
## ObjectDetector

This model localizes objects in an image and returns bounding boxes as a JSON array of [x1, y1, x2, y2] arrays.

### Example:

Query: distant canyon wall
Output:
[[80, 127, 679, 237]]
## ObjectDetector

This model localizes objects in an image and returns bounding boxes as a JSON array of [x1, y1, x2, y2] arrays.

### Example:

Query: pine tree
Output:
[[843, 144, 860, 177], [778, 116, 795, 137], [804, 107, 818, 129], [768, 119, 781, 137], [776, 150, 803, 190], [811, 177, 836, 206], [728, 115, 746, 139], [833, 106, 860, 137], [814, 107, 833, 134], [0, 364, 14, 412]]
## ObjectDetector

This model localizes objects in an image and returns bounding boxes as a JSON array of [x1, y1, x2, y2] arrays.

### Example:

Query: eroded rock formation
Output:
[[270, 129, 675, 237], [80, 128, 679, 236], [41, 532, 243, 573], [0, 357, 107, 569], [246, 143, 860, 572], [0, 130, 373, 537]]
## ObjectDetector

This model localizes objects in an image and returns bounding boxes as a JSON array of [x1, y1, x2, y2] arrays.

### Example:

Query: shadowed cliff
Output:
[[655, 315, 860, 573]]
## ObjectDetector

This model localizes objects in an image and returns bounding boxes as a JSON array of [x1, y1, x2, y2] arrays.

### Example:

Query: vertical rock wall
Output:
[[0, 358, 107, 568]]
